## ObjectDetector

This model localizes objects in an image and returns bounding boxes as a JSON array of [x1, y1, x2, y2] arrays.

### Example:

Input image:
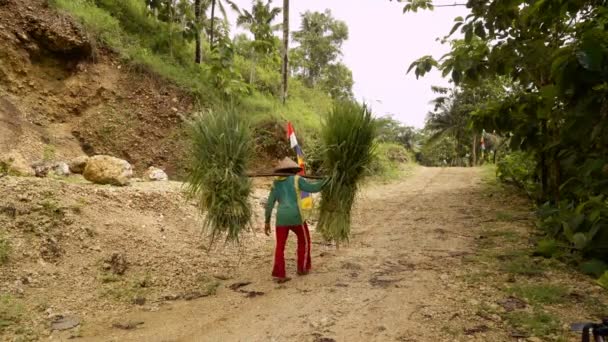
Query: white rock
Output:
[[51, 162, 71, 177], [145, 166, 168, 181]]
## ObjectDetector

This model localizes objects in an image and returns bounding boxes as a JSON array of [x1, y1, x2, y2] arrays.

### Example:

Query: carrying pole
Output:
[[245, 172, 324, 179]]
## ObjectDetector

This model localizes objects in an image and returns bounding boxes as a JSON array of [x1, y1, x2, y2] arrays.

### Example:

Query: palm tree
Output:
[[425, 91, 471, 165], [427, 100, 461, 139], [236, 0, 281, 54], [236, 0, 281, 84], [209, 0, 239, 49]]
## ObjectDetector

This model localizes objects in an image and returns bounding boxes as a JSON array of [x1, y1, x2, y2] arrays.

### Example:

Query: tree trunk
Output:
[[210, 0, 216, 49], [169, 0, 175, 58], [471, 133, 477, 166], [540, 119, 548, 201], [194, 0, 202, 64], [553, 155, 561, 203], [250, 51, 257, 85], [281, 0, 289, 105]]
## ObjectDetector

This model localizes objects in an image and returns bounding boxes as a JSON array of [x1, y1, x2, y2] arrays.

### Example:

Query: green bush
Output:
[[418, 135, 458, 166], [234, 53, 282, 96], [93, 0, 193, 64], [539, 195, 608, 260], [366, 143, 411, 180], [496, 151, 538, 195], [94, 0, 155, 35]]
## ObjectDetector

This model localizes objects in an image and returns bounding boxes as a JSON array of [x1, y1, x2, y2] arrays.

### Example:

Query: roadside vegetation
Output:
[[49, 0, 416, 179], [402, 0, 608, 290]]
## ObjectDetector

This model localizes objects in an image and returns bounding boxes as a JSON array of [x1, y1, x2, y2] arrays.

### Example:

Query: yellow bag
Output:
[[294, 175, 314, 221]]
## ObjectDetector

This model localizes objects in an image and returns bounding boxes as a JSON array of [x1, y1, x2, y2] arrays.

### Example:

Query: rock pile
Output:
[[2, 152, 169, 186]]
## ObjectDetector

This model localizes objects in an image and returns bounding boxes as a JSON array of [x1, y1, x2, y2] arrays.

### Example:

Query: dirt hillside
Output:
[[0, 0, 195, 178]]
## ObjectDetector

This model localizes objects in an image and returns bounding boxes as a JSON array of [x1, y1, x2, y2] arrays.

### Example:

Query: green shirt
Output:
[[265, 175, 326, 226]]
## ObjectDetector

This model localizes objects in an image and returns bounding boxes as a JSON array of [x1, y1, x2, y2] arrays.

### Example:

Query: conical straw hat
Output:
[[273, 157, 302, 173]]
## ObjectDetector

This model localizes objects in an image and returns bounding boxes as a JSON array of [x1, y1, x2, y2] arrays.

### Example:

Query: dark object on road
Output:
[[112, 320, 144, 330], [228, 281, 251, 290], [239, 289, 265, 298]]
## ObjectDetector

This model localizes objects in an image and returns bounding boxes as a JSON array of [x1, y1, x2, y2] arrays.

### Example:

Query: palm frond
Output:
[[225, 0, 240, 14], [268, 7, 282, 21], [236, 10, 253, 26], [218, 1, 228, 20]]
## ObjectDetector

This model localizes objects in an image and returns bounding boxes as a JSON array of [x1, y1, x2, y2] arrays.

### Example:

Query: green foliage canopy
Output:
[[291, 10, 349, 88], [405, 0, 608, 263], [236, 0, 282, 55]]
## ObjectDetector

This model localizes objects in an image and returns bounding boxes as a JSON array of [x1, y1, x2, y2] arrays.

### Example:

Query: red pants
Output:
[[272, 223, 311, 278]]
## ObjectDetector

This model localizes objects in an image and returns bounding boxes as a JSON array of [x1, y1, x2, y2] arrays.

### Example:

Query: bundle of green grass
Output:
[[186, 107, 253, 243], [317, 101, 377, 244]]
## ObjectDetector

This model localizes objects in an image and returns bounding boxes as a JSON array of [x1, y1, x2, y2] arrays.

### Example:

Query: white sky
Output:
[[227, 1, 470, 128]]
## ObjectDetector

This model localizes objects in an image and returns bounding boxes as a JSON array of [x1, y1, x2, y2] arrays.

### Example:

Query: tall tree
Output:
[[376, 116, 420, 150], [237, 0, 281, 84], [281, 0, 289, 104], [208, 0, 238, 48], [237, 0, 281, 54], [424, 78, 509, 165], [318, 62, 354, 100], [144, 0, 195, 62], [406, 0, 608, 200], [194, 0, 204, 63], [405, 0, 608, 260], [291, 10, 348, 87]]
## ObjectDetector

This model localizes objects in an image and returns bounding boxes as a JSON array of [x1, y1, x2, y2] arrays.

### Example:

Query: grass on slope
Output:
[[50, 0, 332, 139]]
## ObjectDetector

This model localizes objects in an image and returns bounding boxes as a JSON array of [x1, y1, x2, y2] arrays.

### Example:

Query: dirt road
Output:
[[75, 167, 520, 342]]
